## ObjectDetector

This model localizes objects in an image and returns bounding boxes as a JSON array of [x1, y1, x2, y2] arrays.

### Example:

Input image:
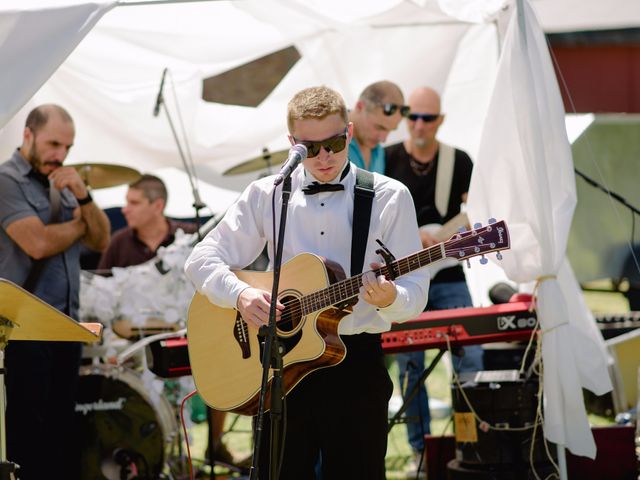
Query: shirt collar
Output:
[[11, 148, 32, 177]]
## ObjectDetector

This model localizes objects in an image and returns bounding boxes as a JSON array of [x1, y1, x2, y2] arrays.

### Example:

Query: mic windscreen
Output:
[[488, 282, 518, 305]]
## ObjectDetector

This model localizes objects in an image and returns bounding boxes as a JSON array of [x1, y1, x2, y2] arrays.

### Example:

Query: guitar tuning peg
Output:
[[488, 218, 496, 224], [473, 222, 482, 229], [479, 255, 488, 265], [496, 252, 503, 261], [458, 226, 466, 233]]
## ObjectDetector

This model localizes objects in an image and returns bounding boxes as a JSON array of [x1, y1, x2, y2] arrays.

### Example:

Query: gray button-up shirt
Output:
[[0, 150, 81, 318]]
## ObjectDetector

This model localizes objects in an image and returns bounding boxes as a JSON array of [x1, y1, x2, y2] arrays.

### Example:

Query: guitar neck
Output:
[[292, 219, 509, 318], [299, 245, 445, 315]]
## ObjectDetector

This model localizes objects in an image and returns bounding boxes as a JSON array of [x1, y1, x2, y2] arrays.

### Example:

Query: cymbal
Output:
[[223, 148, 288, 176], [71, 163, 142, 189]]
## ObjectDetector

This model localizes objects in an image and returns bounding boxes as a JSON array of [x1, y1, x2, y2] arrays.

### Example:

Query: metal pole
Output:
[[117, 0, 225, 7]]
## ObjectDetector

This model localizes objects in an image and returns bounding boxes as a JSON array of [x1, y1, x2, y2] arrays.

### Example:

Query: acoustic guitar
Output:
[[187, 220, 510, 415]]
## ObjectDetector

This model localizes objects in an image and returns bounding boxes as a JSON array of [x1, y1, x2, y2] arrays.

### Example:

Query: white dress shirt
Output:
[[184, 162, 430, 334]]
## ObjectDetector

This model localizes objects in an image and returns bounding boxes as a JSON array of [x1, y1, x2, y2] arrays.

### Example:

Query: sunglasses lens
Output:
[[382, 103, 397, 115], [400, 106, 410, 117], [302, 132, 348, 157], [327, 135, 347, 154], [304, 144, 318, 157], [409, 113, 439, 122]]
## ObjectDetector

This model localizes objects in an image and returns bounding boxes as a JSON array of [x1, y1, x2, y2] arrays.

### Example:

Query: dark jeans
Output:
[[396, 281, 484, 452], [258, 333, 393, 480], [6, 340, 82, 480]]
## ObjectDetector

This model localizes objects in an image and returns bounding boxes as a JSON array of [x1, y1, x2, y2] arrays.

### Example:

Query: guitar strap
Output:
[[350, 167, 375, 276], [22, 180, 63, 293], [435, 143, 455, 218]]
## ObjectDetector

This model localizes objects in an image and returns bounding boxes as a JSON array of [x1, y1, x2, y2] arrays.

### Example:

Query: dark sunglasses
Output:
[[380, 103, 410, 117], [293, 129, 349, 158], [408, 113, 440, 122]]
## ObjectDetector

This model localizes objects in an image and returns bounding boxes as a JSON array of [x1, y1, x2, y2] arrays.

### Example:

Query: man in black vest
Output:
[[386, 86, 484, 474]]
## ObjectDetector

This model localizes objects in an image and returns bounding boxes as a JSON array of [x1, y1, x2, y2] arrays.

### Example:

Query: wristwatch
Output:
[[77, 192, 93, 206]]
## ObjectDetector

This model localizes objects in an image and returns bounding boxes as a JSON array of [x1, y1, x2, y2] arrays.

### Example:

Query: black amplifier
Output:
[[145, 336, 191, 378], [451, 370, 552, 469]]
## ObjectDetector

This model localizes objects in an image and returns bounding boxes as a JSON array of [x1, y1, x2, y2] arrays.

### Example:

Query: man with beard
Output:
[[0, 104, 110, 479]]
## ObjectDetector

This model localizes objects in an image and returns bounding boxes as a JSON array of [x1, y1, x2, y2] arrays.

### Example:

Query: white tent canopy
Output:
[[2, 0, 639, 461], [3, 0, 638, 182]]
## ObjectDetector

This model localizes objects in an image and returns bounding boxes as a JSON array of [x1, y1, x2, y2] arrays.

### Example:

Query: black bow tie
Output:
[[302, 182, 345, 195]]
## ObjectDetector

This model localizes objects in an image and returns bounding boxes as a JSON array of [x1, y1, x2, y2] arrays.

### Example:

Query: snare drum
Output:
[[74, 365, 177, 480]]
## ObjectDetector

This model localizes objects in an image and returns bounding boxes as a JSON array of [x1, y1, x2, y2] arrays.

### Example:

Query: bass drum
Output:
[[74, 365, 177, 480]]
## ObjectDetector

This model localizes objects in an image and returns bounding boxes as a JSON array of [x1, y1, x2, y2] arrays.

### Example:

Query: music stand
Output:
[[0, 279, 102, 479]]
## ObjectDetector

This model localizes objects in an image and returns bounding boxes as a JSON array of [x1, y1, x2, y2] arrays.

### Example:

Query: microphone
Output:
[[153, 68, 168, 117], [273, 144, 307, 186], [488, 282, 518, 305]]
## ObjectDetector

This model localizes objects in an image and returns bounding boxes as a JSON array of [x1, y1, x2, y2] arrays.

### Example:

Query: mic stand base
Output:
[[0, 462, 18, 480], [267, 337, 284, 480]]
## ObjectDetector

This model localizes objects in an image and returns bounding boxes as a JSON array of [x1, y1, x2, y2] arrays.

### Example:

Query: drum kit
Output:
[[74, 159, 272, 480]]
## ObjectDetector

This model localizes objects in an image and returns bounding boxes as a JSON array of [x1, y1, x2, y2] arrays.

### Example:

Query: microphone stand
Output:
[[574, 167, 640, 216], [574, 167, 640, 293], [249, 176, 292, 480], [156, 79, 207, 241]]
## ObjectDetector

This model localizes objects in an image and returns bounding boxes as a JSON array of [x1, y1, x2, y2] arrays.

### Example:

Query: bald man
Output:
[[385, 87, 484, 473]]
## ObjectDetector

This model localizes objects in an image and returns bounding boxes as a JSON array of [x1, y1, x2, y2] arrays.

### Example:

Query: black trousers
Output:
[[258, 333, 393, 480], [6, 340, 82, 480]]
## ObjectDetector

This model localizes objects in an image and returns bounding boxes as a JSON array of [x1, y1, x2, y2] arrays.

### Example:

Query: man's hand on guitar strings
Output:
[[236, 287, 284, 328], [360, 263, 397, 309]]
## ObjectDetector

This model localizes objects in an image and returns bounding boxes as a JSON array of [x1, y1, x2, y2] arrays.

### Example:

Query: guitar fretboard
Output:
[[299, 244, 446, 315]]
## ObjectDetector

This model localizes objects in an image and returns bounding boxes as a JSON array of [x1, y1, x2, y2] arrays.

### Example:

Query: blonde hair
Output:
[[287, 86, 348, 133]]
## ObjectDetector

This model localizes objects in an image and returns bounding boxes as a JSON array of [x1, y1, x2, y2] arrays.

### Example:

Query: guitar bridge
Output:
[[233, 311, 251, 359]]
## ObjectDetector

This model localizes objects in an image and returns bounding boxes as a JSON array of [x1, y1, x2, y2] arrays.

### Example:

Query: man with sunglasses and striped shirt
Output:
[[385, 86, 484, 475], [348, 80, 409, 174], [185, 85, 429, 479]]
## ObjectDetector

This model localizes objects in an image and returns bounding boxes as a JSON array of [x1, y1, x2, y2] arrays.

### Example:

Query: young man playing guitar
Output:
[[185, 85, 430, 479]]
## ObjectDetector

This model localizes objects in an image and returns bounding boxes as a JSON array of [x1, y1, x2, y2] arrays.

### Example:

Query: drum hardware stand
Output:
[[0, 317, 19, 480], [154, 68, 207, 237]]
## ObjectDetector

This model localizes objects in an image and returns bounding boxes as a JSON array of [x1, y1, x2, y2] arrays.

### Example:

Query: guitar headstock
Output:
[[443, 219, 510, 264]]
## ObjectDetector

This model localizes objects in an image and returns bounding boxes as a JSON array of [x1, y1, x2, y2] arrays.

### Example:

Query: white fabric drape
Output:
[[466, 0, 611, 458], [0, 1, 115, 128]]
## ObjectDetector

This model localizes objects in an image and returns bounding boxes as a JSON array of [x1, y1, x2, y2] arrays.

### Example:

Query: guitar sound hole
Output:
[[277, 294, 302, 333]]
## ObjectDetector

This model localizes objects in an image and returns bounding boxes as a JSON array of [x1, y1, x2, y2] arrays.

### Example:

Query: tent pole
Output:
[[557, 444, 568, 479]]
